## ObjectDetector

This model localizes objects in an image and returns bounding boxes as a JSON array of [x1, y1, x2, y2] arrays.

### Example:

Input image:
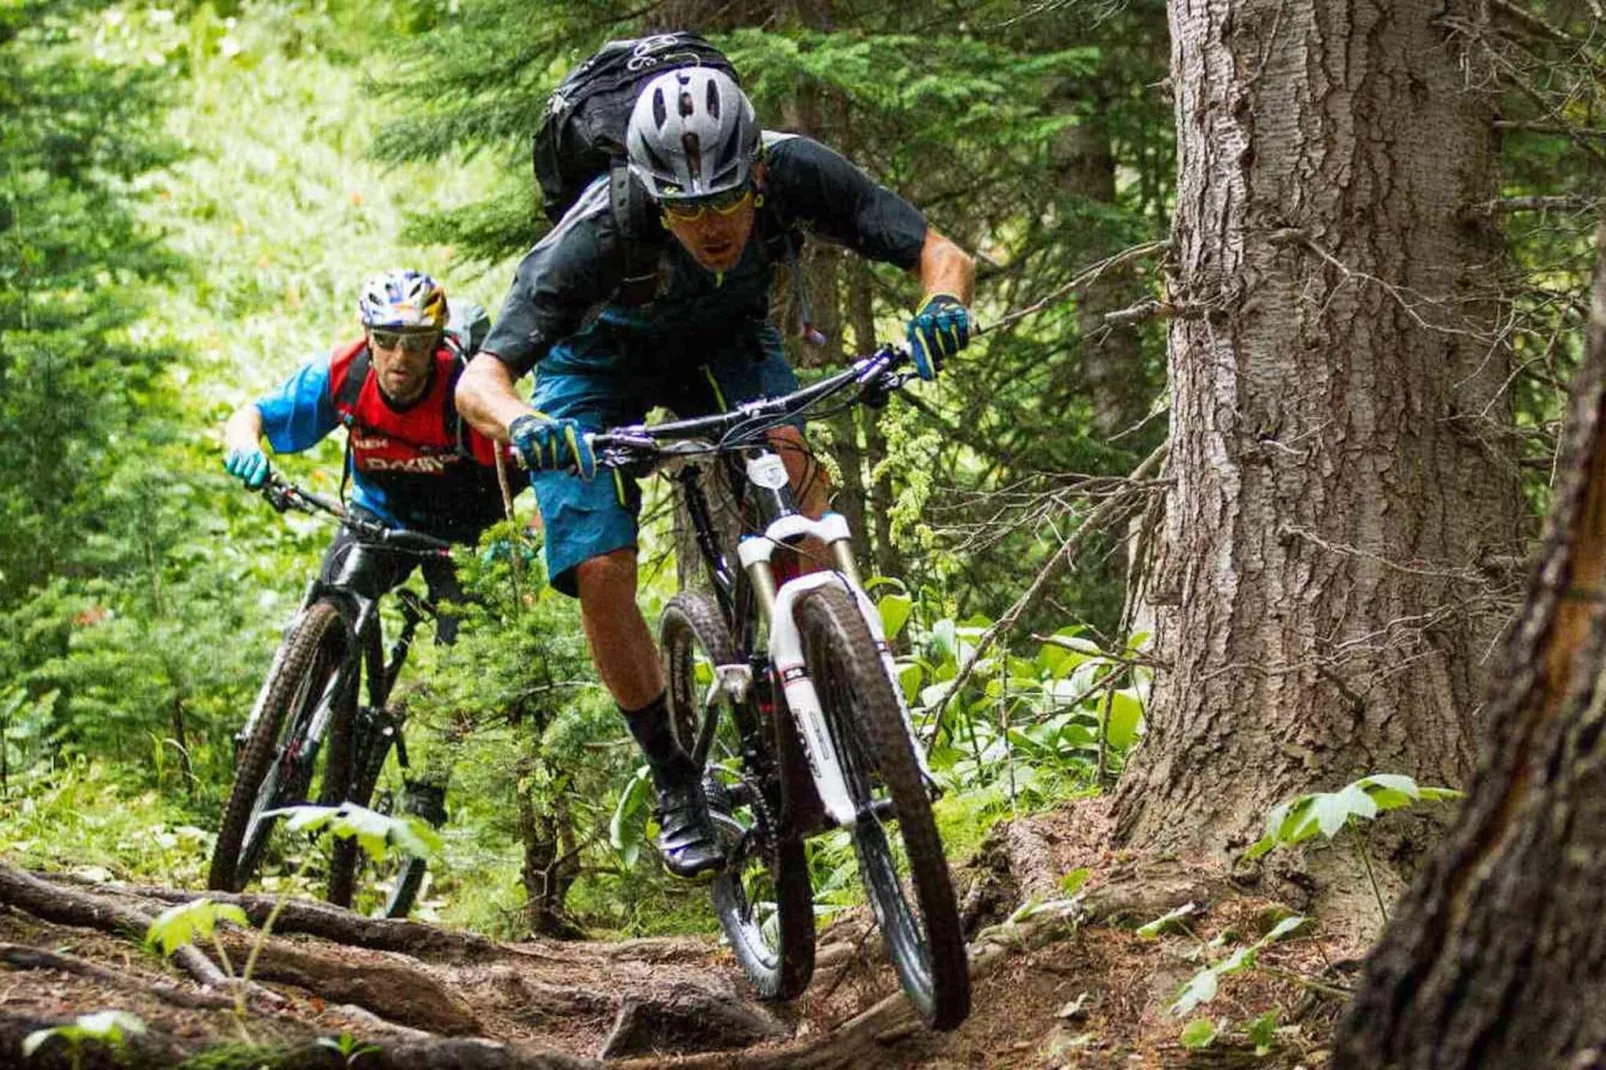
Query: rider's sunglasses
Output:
[[369, 329, 437, 355], [660, 183, 755, 223]]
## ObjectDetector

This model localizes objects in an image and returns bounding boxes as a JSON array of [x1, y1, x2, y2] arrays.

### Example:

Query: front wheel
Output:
[[661, 592, 815, 1000], [798, 584, 970, 1030], [210, 600, 350, 894]]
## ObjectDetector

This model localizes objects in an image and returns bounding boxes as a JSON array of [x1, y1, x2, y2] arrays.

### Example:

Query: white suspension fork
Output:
[[741, 510, 936, 831]]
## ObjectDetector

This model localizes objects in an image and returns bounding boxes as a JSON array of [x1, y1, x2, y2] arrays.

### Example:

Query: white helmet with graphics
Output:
[[625, 67, 759, 201]]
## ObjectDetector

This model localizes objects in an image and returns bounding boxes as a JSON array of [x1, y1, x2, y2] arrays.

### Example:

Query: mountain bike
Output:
[[207, 476, 450, 917], [592, 343, 971, 1030]]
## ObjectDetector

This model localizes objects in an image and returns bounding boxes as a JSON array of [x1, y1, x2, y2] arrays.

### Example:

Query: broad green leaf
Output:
[[74, 1011, 145, 1040], [147, 898, 246, 956], [1311, 791, 1353, 838], [1265, 914, 1309, 942], [897, 664, 922, 705], [878, 593, 914, 640], [610, 766, 652, 869], [1060, 867, 1090, 895], [1179, 1017, 1217, 1050], [1170, 967, 1218, 1015], [1357, 773, 1420, 799], [1419, 786, 1464, 802], [1247, 1010, 1279, 1054], [1105, 689, 1143, 749]]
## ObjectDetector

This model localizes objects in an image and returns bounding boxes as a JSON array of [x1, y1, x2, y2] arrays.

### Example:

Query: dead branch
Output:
[[1495, 121, 1606, 139], [1485, 195, 1601, 214], [928, 440, 1169, 731], [982, 239, 1173, 336]]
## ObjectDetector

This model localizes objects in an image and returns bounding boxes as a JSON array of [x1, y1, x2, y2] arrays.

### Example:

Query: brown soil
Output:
[[1, 802, 1359, 1069]]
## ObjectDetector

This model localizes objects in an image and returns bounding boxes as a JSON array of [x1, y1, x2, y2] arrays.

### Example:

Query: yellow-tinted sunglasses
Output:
[[660, 184, 755, 223]]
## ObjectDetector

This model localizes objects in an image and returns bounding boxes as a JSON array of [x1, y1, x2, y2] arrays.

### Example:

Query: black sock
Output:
[[622, 693, 693, 785]]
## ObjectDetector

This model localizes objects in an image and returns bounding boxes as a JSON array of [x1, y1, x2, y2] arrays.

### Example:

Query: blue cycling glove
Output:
[[509, 412, 597, 481], [905, 293, 971, 381], [224, 447, 271, 489]]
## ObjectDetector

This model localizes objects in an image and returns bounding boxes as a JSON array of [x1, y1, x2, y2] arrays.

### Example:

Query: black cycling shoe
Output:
[[654, 778, 727, 881]]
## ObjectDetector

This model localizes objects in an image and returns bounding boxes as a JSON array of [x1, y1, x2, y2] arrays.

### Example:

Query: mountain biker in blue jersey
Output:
[[456, 69, 975, 879], [222, 268, 516, 647]]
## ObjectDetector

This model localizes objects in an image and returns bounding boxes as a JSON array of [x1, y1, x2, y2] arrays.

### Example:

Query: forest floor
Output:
[[0, 801, 1362, 1069]]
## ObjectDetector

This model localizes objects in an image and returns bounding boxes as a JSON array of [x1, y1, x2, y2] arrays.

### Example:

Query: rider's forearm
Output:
[[223, 403, 265, 454], [913, 228, 975, 305], [456, 354, 534, 441]]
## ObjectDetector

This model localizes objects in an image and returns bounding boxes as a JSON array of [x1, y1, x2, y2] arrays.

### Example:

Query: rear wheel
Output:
[[798, 584, 970, 1030], [326, 723, 437, 919], [210, 600, 351, 893], [661, 592, 815, 1000]]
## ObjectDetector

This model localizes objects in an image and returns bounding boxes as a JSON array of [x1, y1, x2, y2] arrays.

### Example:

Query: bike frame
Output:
[[235, 482, 442, 812], [625, 347, 935, 832]]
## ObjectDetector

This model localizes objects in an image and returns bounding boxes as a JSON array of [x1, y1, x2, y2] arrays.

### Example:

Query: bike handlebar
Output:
[[259, 476, 453, 556], [588, 344, 914, 472]]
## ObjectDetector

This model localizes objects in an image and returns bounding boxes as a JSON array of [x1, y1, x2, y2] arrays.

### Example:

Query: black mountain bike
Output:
[[208, 476, 449, 917], [592, 343, 971, 1030]]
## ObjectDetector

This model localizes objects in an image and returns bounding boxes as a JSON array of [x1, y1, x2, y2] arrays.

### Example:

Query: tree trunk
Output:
[[1333, 222, 1606, 1069], [1115, 0, 1528, 870]]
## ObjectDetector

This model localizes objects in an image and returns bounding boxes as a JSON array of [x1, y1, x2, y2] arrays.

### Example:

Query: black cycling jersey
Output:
[[483, 134, 929, 377]]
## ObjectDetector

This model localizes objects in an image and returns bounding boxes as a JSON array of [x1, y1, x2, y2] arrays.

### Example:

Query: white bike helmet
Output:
[[625, 67, 759, 200], [357, 269, 448, 331]]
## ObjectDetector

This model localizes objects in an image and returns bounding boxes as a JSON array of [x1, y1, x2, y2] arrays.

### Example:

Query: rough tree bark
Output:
[[1333, 223, 1606, 1069], [1114, 0, 1529, 875]]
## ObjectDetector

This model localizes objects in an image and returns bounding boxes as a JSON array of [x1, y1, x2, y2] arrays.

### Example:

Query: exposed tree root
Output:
[[0, 942, 234, 1011], [0, 861, 288, 1007], [1, 1009, 605, 1070], [212, 930, 484, 1036], [599, 981, 789, 1058]]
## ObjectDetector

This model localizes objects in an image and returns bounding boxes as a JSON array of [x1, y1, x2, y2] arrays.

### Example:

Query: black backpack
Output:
[[532, 32, 738, 224]]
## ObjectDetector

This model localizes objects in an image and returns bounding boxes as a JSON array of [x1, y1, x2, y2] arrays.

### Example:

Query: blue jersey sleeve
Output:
[[255, 355, 338, 454]]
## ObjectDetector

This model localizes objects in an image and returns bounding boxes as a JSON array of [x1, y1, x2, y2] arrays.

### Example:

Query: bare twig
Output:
[[979, 240, 1173, 336], [927, 441, 1169, 736]]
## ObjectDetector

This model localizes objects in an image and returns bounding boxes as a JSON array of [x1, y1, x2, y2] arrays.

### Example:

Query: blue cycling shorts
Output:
[[529, 322, 799, 597]]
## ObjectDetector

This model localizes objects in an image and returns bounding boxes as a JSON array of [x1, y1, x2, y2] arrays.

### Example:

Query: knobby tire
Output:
[[661, 592, 815, 1000], [798, 584, 970, 1030], [209, 600, 349, 894]]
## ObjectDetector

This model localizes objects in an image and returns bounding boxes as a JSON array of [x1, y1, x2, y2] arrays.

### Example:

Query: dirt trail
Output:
[[0, 804, 1357, 1069]]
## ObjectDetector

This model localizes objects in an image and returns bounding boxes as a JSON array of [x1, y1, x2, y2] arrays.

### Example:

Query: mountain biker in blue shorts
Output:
[[456, 69, 975, 879]]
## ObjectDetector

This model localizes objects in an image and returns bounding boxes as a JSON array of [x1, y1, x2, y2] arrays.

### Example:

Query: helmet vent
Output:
[[678, 88, 695, 118], [706, 78, 720, 118], [681, 131, 703, 181], [652, 88, 668, 127]]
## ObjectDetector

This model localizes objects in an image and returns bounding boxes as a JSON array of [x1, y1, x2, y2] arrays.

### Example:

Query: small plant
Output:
[[144, 804, 435, 1045], [24, 1010, 146, 1069], [317, 1032, 382, 1066], [1245, 773, 1463, 922]]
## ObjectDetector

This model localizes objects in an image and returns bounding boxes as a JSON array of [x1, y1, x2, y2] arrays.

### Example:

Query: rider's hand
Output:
[[508, 412, 597, 481], [223, 446, 271, 489], [905, 293, 971, 381]]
